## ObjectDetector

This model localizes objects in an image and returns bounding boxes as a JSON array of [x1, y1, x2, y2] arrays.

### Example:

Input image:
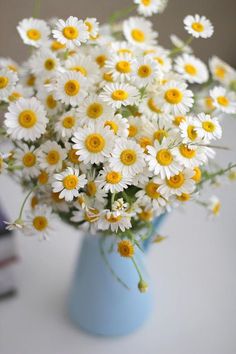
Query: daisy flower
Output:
[[84, 17, 99, 39], [174, 54, 209, 84], [29, 49, 60, 77], [37, 90, 60, 116], [0, 58, 19, 73], [97, 165, 132, 193], [103, 114, 129, 137], [157, 168, 195, 197], [65, 54, 100, 85], [84, 172, 108, 208], [52, 16, 89, 49], [110, 41, 137, 57], [183, 14, 214, 39], [71, 206, 100, 232], [7, 84, 32, 103], [72, 122, 114, 164], [195, 113, 222, 142], [4, 97, 48, 141], [37, 141, 67, 173], [0, 153, 8, 174], [77, 94, 115, 125], [52, 71, 88, 107], [105, 53, 134, 82], [109, 138, 146, 176], [99, 83, 139, 109], [170, 34, 193, 54], [134, 0, 168, 17], [210, 86, 236, 114], [112, 198, 129, 212], [123, 17, 158, 48], [207, 195, 221, 217], [179, 115, 200, 144], [98, 210, 132, 233], [158, 80, 194, 115], [139, 95, 164, 120], [17, 18, 50, 47], [24, 204, 56, 240], [146, 138, 181, 179], [0, 68, 18, 101], [54, 110, 79, 139], [52, 167, 87, 202], [209, 56, 236, 86], [15, 143, 39, 179], [145, 47, 171, 73], [172, 144, 207, 169], [136, 179, 167, 211], [131, 55, 162, 86]]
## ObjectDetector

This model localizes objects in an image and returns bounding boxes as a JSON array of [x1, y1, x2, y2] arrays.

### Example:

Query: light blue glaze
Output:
[[68, 216, 165, 337]]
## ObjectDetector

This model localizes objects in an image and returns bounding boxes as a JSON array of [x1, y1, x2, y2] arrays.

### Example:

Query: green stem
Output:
[[131, 257, 143, 282], [199, 163, 236, 188], [109, 5, 136, 25], [169, 36, 193, 57], [33, 0, 41, 18], [19, 185, 39, 219]]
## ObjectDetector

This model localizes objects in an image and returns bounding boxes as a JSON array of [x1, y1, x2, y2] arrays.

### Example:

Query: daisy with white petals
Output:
[[174, 54, 209, 84], [105, 53, 134, 82], [17, 18, 50, 47], [131, 55, 162, 86], [54, 110, 79, 139], [195, 113, 222, 142], [0, 68, 18, 101], [210, 86, 236, 114], [183, 14, 214, 39], [37, 141, 66, 173], [134, 0, 168, 17], [98, 210, 132, 233], [25, 205, 56, 240], [15, 143, 39, 179], [99, 83, 139, 109], [98, 165, 132, 193], [157, 168, 195, 197], [123, 17, 158, 48]]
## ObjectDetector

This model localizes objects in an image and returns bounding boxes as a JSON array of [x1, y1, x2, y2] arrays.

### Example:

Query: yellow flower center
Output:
[[63, 175, 78, 190], [165, 88, 183, 104], [117, 48, 133, 55], [131, 29, 145, 43], [85, 21, 93, 32], [33, 216, 48, 231], [84, 209, 99, 223], [177, 193, 190, 202], [187, 125, 198, 141], [31, 195, 38, 208], [71, 66, 87, 76], [120, 149, 137, 165], [179, 144, 196, 159], [184, 64, 197, 76], [44, 58, 56, 71], [215, 66, 226, 79], [68, 148, 80, 164], [166, 172, 185, 189], [141, 0, 151, 6], [8, 92, 22, 102], [18, 110, 37, 128], [156, 149, 173, 166], [46, 150, 60, 165], [153, 129, 168, 142], [139, 136, 153, 151], [148, 98, 161, 113], [173, 115, 186, 126], [191, 22, 204, 32], [0, 76, 9, 89], [145, 182, 160, 199], [138, 209, 153, 221], [86, 181, 97, 196], [104, 120, 118, 134], [106, 214, 122, 224], [87, 103, 104, 119], [27, 74, 36, 87], [106, 171, 122, 184], [51, 41, 66, 51], [96, 55, 107, 68], [62, 116, 75, 129], [111, 89, 129, 101], [103, 72, 113, 82], [192, 166, 202, 183], [8, 65, 17, 72], [213, 202, 221, 215], [202, 121, 216, 133], [46, 94, 57, 109], [128, 124, 138, 137], [85, 133, 105, 153], [63, 26, 79, 40], [154, 57, 164, 65], [64, 80, 80, 96], [217, 96, 229, 106], [138, 64, 152, 78], [118, 240, 134, 258], [22, 152, 36, 167], [205, 97, 215, 110], [116, 61, 131, 74], [27, 29, 41, 41], [38, 171, 49, 185]]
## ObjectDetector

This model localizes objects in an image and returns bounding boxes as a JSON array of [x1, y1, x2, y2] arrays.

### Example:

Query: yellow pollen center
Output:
[[63, 175, 78, 190], [131, 29, 145, 42], [46, 94, 57, 109], [63, 26, 79, 40], [18, 110, 37, 128], [106, 171, 122, 184], [156, 149, 173, 166], [117, 48, 132, 55], [64, 80, 80, 96], [148, 98, 161, 113], [27, 29, 41, 41], [96, 55, 107, 68], [87, 103, 104, 119], [116, 61, 131, 74], [179, 144, 196, 159], [51, 41, 66, 51], [153, 129, 168, 142], [118, 240, 134, 258], [51, 192, 63, 203], [173, 116, 186, 126], [62, 116, 75, 129], [86, 181, 97, 196], [141, 0, 151, 5], [138, 209, 153, 221], [128, 124, 138, 137], [71, 66, 87, 76], [46, 150, 60, 165], [192, 22, 204, 32], [27, 74, 35, 87], [145, 182, 160, 199], [177, 193, 190, 202], [187, 125, 198, 141], [192, 166, 202, 183], [111, 89, 128, 101], [215, 66, 226, 79], [33, 216, 48, 231], [202, 121, 216, 132], [68, 149, 79, 164], [139, 136, 153, 151], [85, 133, 105, 153], [184, 64, 197, 76], [205, 97, 215, 110], [106, 214, 122, 223], [0, 76, 9, 89], [85, 21, 93, 32], [38, 171, 49, 184], [84, 209, 100, 223], [44, 58, 56, 71], [22, 152, 36, 167], [138, 64, 152, 78], [31, 195, 38, 208], [165, 88, 183, 104], [213, 202, 221, 215], [104, 120, 118, 134], [120, 149, 137, 165], [8, 65, 17, 72], [217, 96, 229, 106], [103, 72, 113, 82], [8, 92, 22, 102], [166, 173, 185, 189]]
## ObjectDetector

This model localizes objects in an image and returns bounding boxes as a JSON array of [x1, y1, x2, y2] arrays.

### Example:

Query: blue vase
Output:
[[68, 215, 166, 336]]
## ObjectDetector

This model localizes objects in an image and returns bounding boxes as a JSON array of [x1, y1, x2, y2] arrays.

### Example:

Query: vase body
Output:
[[68, 215, 166, 336]]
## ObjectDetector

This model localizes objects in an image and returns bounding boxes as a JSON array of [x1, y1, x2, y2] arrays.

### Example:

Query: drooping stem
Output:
[[109, 5, 136, 25], [131, 257, 144, 283], [19, 185, 39, 219]]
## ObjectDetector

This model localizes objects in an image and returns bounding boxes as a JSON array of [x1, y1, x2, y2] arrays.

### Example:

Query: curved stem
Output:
[[19, 185, 39, 219]]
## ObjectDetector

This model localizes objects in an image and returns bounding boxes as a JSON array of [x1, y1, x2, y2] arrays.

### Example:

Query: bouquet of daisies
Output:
[[1, 0, 236, 288]]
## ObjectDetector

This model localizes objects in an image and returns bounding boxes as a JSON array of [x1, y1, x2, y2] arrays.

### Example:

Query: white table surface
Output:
[[0, 118, 236, 354]]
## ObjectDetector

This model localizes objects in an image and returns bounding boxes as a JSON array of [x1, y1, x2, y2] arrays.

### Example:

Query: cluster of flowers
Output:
[[0, 0, 236, 269]]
